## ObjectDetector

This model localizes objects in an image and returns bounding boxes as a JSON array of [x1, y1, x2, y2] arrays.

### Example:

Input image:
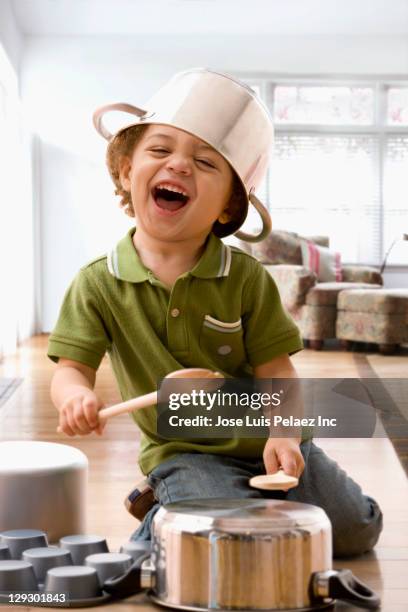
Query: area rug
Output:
[[353, 353, 408, 476], [0, 378, 23, 409]]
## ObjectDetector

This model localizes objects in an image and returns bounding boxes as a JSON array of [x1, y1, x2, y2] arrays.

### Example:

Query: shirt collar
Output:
[[190, 233, 232, 279], [107, 228, 150, 283], [107, 228, 232, 283]]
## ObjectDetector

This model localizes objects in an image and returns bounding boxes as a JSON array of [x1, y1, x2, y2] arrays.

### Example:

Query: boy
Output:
[[48, 69, 382, 556]]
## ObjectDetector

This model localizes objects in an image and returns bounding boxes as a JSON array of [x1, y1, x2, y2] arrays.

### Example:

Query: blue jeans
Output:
[[131, 441, 383, 558]]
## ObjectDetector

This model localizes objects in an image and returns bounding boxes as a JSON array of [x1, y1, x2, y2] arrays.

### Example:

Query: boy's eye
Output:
[[148, 148, 215, 168], [196, 158, 215, 168]]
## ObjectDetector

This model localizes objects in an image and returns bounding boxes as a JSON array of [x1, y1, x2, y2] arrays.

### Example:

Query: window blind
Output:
[[383, 136, 408, 264], [265, 133, 381, 265]]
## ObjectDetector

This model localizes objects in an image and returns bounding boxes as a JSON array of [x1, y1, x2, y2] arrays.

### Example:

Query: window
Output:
[[270, 133, 379, 263], [274, 86, 374, 125], [246, 79, 408, 266], [387, 87, 408, 125]]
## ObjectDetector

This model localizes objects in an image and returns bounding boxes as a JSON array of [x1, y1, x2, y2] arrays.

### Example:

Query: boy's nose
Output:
[[166, 154, 192, 175]]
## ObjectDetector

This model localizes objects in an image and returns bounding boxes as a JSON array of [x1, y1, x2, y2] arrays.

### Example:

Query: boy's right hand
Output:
[[58, 390, 105, 436]]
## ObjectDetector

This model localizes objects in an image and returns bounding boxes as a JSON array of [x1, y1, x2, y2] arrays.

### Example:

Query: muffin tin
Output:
[[0, 529, 150, 607]]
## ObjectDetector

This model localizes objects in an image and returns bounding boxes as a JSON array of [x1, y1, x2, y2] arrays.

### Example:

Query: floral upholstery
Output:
[[239, 233, 384, 345], [337, 289, 408, 346], [305, 283, 382, 307], [290, 304, 337, 340], [338, 288, 408, 314], [342, 266, 383, 286], [265, 265, 316, 309], [242, 232, 329, 265]]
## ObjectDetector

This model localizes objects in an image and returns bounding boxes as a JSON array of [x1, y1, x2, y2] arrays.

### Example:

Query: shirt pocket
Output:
[[199, 315, 246, 371]]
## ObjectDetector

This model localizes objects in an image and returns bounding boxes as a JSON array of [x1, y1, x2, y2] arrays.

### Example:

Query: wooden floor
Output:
[[0, 335, 407, 611]]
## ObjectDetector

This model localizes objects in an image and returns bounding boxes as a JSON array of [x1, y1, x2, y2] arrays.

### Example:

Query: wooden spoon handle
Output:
[[98, 391, 158, 420], [57, 367, 222, 434]]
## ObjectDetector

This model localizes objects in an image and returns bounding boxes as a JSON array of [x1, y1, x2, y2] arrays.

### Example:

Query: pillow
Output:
[[301, 240, 342, 282]]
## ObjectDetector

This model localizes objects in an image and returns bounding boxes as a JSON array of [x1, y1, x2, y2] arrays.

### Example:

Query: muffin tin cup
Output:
[[44, 565, 102, 600], [0, 529, 146, 607], [59, 535, 109, 565], [0, 529, 48, 559], [0, 559, 38, 591], [120, 540, 152, 561], [85, 552, 132, 585], [23, 546, 73, 584], [0, 544, 11, 560]]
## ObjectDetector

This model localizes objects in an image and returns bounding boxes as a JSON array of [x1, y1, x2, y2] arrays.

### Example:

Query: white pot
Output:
[[0, 441, 88, 542]]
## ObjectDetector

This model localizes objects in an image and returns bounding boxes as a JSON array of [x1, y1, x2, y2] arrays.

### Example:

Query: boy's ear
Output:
[[218, 209, 231, 224], [218, 177, 236, 224], [118, 156, 132, 191]]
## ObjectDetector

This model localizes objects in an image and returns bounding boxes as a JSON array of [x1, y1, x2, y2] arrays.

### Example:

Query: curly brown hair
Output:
[[105, 124, 248, 235], [106, 124, 148, 217]]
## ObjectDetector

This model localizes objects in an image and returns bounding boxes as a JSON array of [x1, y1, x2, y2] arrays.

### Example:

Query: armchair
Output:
[[240, 231, 383, 350]]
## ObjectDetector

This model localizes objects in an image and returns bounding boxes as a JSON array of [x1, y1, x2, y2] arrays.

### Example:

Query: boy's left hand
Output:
[[263, 437, 305, 479]]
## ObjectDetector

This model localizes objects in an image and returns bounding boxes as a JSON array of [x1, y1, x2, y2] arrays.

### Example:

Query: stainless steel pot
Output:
[[104, 499, 380, 610], [0, 441, 87, 541], [93, 68, 274, 242]]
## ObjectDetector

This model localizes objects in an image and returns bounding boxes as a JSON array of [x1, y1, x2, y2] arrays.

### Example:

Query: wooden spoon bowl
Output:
[[249, 470, 299, 491]]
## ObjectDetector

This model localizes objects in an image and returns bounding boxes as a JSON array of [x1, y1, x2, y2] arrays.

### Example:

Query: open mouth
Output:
[[152, 184, 190, 212]]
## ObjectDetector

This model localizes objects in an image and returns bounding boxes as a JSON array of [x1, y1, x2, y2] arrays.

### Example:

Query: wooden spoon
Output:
[[98, 367, 223, 420], [57, 368, 223, 433], [249, 470, 299, 491]]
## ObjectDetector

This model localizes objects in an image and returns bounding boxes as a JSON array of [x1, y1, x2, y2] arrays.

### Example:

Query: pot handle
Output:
[[313, 569, 380, 609], [103, 552, 151, 600], [93, 103, 148, 141]]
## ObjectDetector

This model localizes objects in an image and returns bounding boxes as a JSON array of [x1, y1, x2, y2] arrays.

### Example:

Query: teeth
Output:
[[155, 183, 188, 197]]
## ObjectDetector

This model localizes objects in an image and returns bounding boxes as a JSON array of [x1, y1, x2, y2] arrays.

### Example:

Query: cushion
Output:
[[336, 311, 408, 344], [301, 240, 342, 282], [306, 283, 382, 307], [341, 265, 383, 285], [265, 264, 317, 309], [239, 232, 330, 265], [252, 230, 301, 264], [338, 289, 408, 314]]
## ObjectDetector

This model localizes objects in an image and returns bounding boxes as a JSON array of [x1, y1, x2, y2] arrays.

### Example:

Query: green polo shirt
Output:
[[48, 228, 303, 474]]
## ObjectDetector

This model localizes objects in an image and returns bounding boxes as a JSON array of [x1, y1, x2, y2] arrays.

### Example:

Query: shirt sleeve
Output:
[[47, 267, 112, 369], [242, 262, 303, 366]]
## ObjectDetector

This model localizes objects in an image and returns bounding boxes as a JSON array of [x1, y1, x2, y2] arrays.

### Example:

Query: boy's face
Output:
[[119, 125, 234, 242]]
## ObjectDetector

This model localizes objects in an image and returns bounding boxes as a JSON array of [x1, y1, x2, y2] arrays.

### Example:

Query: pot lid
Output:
[[0, 441, 88, 474], [157, 499, 329, 531]]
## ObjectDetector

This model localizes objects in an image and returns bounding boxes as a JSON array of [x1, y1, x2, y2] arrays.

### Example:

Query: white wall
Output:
[[0, 0, 22, 74], [383, 269, 408, 289], [0, 3, 39, 351], [20, 34, 408, 330]]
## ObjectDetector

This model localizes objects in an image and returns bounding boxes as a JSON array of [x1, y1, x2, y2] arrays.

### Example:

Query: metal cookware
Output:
[[93, 68, 274, 242], [0, 442, 87, 541], [104, 498, 380, 610]]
